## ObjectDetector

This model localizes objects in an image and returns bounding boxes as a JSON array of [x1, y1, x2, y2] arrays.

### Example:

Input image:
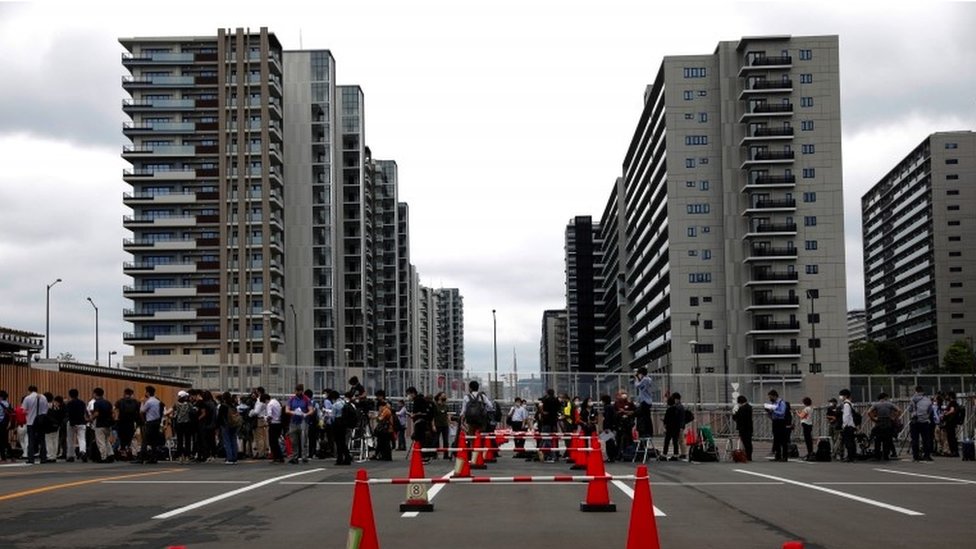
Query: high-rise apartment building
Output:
[[847, 309, 867, 347], [862, 131, 976, 371], [540, 309, 569, 377], [565, 216, 606, 372], [434, 288, 464, 371], [596, 35, 848, 395], [119, 29, 286, 386]]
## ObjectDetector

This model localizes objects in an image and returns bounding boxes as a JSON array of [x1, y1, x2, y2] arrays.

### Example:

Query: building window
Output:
[[951, 282, 963, 288], [683, 90, 693, 100], [804, 216, 817, 226], [946, 143, 959, 149], [801, 120, 814, 131], [801, 97, 814, 107], [700, 180, 710, 191], [685, 158, 696, 168], [805, 240, 818, 250], [688, 227, 697, 237], [800, 73, 813, 84], [949, 251, 962, 257], [689, 272, 712, 283], [688, 250, 698, 256], [806, 264, 819, 274], [702, 226, 711, 233], [699, 112, 708, 123], [949, 220, 961, 226], [703, 320, 713, 330], [950, 266, 962, 272], [949, 236, 961, 242], [702, 250, 712, 260], [799, 49, 813, 60], [801, 144, 815, 154], [690, 297, 699, 306], [700, 157, 709, 164], [698, 90, 707, 97], [685, 113, 694, 120], [686, 180, 697, 187], [947, 190, 960, 195], [687, 203, 710, 214], [703, 296, 713, 303], [952, 298, 964, 303], [685, 135, 709, 145], [694, 343, 715, 354], [803, 192, 817, 202], [953, 329, 966, 334], [808, 313, 820, 324], [946, 158, 959, 164], [947, 174, 959, 180], [684, 67, 707, 78], [803, 168, 816, 178], [948, 205, 960, 211]]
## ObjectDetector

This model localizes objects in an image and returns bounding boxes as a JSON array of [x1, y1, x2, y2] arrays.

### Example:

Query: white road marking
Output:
[[611, 480, 666, 516], [875, 468, 976, 485], [816, 482, 967, 486], [104, 480, 251, 484], [152, 468, 324, 519], [279, 481, 354, 485], [402, 470, 454, 518], [0, 463, 30, 468], [734, 469, 924, 516]]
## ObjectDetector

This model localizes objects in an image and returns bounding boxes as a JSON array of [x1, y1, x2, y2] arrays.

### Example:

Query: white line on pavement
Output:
[[279, 481, 354, 485], [152, 468, 324, 520], [734, 469, 924, 516], [874, 468, 976, 485], [402, 470, 454, 519], [104, 480, 251, 484], [611, 480, 666, 516], [816, 482, 967, 486]]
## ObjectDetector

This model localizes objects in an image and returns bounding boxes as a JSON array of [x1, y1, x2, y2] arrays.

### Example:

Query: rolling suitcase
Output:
[[962, 440, 975, 461]]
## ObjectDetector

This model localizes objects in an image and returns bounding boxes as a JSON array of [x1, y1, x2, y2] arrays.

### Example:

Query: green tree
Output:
[[942, 340, 976, 374], [849, 340, 884, 374], [875, 340, 909, 374]]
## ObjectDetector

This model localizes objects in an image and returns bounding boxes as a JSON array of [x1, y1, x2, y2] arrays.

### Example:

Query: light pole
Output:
[[289, 304, 298, 366], [108, 350, 117, 369], [86, 297, 99, 366], [492, 309, 498, 395], [807, 290, 821, 374], [45, 278, 62, 359]]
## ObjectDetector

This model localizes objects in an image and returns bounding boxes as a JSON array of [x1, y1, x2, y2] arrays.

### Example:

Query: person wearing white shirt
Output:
[[249, 391, 269, 459], [264, 394, 284, 463], [839, 389, 857, 463], [21, 385, 49, 464], [508, 398, 528, 455]]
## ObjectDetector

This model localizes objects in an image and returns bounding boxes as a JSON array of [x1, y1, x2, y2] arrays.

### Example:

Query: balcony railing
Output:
[[751, 127, 794, 138], [753, 222, 797, 233], [749, 79, 793, 90], [750, 246, 798, 257], [750, 174, 796, 185], [752, 198, 797, 209], [753, 295, 800, 306], [753, 344, 802, 355], [753, 320, 801, 330], [750, 103, 794, 114], [750, 55, 792, 67], [751, 270, 799, 282]]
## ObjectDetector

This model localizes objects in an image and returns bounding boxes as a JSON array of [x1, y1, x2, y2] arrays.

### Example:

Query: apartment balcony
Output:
[[738, 56, 793, 76], [746, 270, 799, 286], [123, 168, 200, 182], [123, 285, 198, 298], [739, 126, 794, 145], [741, 173, 796, 192], [122, 75, 197, 88], [122, 145, 198, 159], [122, 309, 198, 321], [123, 261, 197, 274], [740, 150, 795, 169], [744, 246, 798, 262], [748, 319, 801, 335], [122, 99, 196, 112], [743, 198, 797, 215], [747, 344, 802, 360], [121, 52, 196, 65], [739, 79, 794, 99], [739, 103, 794, 122], [122, 238, 198, 251], [743, 222, 797, 239], [747, 295, 800, 311], [122, 214, 197, 228], [123, 121, 196, 135], [123, 333, 198, 345]]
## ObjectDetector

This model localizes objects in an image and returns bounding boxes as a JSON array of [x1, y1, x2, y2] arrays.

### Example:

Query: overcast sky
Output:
[[1, 1, 974, 375]]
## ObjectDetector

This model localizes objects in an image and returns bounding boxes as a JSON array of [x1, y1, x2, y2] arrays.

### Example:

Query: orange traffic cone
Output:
[[471, 432, 487, 470], [349, 469, 380, 549], [571, 433, 587, 470], [580, 434, 615, 512], [782, 543, 804, 549], [626, 465, 660, 549], [454, 430, 471, 478], [400, 442, 433, 512], [485, 433, 498, 463]]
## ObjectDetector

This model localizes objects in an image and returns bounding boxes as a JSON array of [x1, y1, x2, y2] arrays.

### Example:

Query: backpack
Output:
[[846, 402, 862, 427], [464, 392, 488, 429], [784, 401, 795, 430], [227, 405, 243, 430], [341, 403, 359, 429], [684, 408, 695, 426]]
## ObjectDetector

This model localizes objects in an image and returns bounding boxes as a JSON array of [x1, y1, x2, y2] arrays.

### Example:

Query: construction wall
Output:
[[0, 364, 189, 405]]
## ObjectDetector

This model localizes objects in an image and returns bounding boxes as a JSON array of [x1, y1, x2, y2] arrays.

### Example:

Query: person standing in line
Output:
[[764, 390, 789, 462], [733, 395, 754, 461], [797, 397, 815, 460], [249, 388, 269, 460], [320, 389, 335, 459], [115, 388, 141, 461], [433, 392, 452, 460], [461, 381, 492, 436], [90, 387, 114, 463], [662, 394, 685, 461], [395, 400, 409, 451], [64, 389, 89, 462], [170, 391, 194, 464], [908, 385, 935, 462], [613, 391, 637, 462], [22, 385, 49, 464], [867, 392, 900, 461], [332, 390, 353, 466], [0, 390, 12, 462], [634, 367, 655, 438], [264, 393, 284, 463], [824, 398, 844, 461], [43, 393, 63, 461], [508, 398, 528, 457], [216, 392, 239, 464], [138, 386, 162, 464], [373, 390, 394, 461], [285, 385, 312, 464], [407, 387, 434, 462], [941, 392, 960, 457], [839, 389, 858, 463]]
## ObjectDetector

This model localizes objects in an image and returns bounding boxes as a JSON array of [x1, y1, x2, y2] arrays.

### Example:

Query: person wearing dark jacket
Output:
[[733, 395, 754, 461], [662, 394, 686, 460]]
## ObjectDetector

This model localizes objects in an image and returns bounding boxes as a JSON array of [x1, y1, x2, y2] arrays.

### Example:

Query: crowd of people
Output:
[[0, 372, 968, 466]]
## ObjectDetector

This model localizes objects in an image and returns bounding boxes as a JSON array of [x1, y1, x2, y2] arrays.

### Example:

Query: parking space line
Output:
[[611, 480, 665, 516], [402, 470, 454, 518], [875, 468, 976, 485], [734, 469, 924, 516], [152, 468, 324, 520]]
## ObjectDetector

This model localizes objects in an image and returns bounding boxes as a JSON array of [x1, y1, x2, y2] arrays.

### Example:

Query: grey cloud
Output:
[[0, 29, 123, 148]]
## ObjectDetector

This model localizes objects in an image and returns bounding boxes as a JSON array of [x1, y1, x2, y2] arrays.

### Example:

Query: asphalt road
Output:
[[1, 448, 974, 548]]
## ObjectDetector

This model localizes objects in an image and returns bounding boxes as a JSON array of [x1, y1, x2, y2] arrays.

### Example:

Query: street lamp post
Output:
[[108, 350, 117, 369], [45, 278, 62, 359], [86, 297, 99, 366], [492, 309, 498, 397]]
